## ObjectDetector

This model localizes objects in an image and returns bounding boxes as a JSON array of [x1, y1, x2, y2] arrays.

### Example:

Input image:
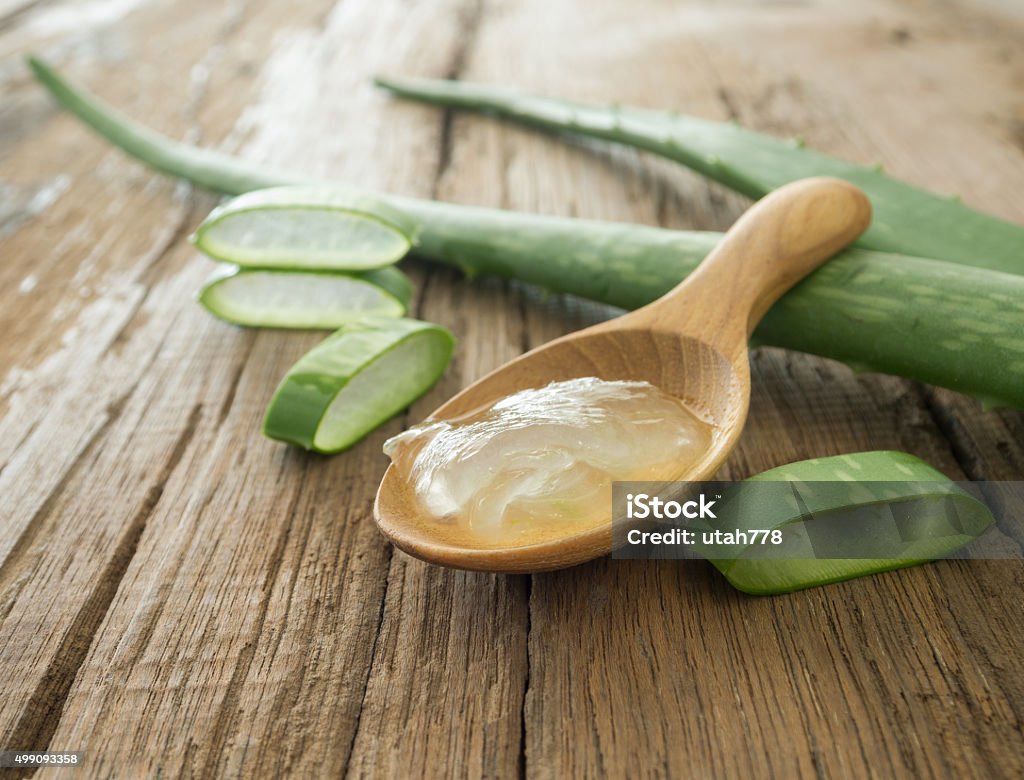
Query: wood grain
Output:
[[0, 0, 1021, 778]]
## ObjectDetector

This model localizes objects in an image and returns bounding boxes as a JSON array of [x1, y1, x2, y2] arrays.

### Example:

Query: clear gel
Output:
[[384, 377, 713, 541]]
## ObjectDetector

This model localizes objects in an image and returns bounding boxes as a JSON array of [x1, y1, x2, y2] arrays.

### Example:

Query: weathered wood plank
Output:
[[0, 0, 237, 759], [0, 0, 1020, 778]]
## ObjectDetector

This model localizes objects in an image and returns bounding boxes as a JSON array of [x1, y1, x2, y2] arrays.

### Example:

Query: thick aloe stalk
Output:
[[376, 76, 1024, 277], [26, 57, 1024, 409]]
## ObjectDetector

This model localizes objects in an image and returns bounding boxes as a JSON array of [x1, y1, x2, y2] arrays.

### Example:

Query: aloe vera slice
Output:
[[263, 317, 454, 453], [700, 452, 994, 595], [376, 76, 1024, 276], [193, 186, 417, 270], [198, 265, 413, 329]]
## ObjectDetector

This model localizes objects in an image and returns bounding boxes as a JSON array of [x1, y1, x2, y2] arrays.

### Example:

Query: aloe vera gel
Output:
[[384, 378, 713, 544]]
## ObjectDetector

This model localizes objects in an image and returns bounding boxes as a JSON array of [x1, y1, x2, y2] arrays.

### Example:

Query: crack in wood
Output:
[[715, 86, 741, 123], [249, 510, 323, 776], [431, 0, 486, 199], [338, 544, 392, 779], [195, 461, 308, 779], [0, 418, 41, 480], [0, 391, 133, 619], [216, 332, 258, 426], [0, 403, 203, 776], [0, 306, 177, 613], [917, 388, 1024, 553], [517, 574, 531, 780]]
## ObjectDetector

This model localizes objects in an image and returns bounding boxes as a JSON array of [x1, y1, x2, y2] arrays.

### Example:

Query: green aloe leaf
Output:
[[376, 76, 1024, 276], [696, 451, 994, 595]]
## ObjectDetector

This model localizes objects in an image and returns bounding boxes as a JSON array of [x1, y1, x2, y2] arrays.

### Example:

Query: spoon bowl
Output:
[[376, 177, 872, 571]]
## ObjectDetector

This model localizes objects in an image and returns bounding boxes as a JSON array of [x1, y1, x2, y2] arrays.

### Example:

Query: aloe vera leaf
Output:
[[263, 317, 455, 453], [27, 57, 1024, 409], [26, 57, 290, 195], [376, 76, 1024, 276], [694, 451, 995, 595]]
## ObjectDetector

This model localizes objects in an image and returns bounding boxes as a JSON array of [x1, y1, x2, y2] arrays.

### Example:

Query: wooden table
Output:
[[2, 0, 1023, 776]]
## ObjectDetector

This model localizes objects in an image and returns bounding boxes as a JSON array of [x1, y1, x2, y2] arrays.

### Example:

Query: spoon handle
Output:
[[639, 177, 871, 347]]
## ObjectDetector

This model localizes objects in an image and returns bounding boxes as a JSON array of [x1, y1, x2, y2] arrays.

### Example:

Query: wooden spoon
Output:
[[374, 177, 872, 572]]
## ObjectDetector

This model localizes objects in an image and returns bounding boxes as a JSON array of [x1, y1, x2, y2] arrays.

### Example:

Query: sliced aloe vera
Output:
[[700, 451, 994, 595], [198, 266, 413, 329], [193, 186, 418, 270], [263, 317, 454, 453]]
